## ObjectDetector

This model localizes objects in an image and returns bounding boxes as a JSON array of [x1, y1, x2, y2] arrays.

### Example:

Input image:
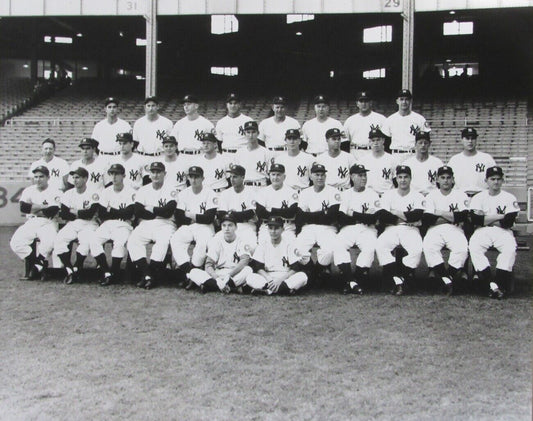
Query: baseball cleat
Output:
[[221, 284, 231, 294], [489, 288, 504, 300], [392, 277, 405, 296], [64, 272, 74, 285], [100, 273, 113, 286], [136, 276, 149, 288], [144, 277, 155, 290]]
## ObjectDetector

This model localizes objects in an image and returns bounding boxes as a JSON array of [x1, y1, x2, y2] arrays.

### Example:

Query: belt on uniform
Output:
[[99, 151, 118, 155], [268, 146, 286, 152], [179, 149, 201, 155], [137, 151, 162, 156], [222, 148, 238, 153], [391, 148, 415, 154], [350, 144, 371, 150], [244, 180, 267, 187]]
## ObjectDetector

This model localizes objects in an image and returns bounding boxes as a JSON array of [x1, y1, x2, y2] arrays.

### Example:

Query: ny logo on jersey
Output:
[[382, 168, 391, 180], [321, 200, 329, 211], [241, 202, 247, 211], [158, 198, 167, 207], [42, 200, 48, 206], [449, 203, 459, 212], [297, 166, 307, 177], [496, 205, 507, 214], [475, 163, 486, 173], [83, 200, 90, 209], [90, 173, 101, 183], [199, 202, 207, 213], [194, 129, 204, 141], [256, 161, 267, 173], [410, 125, 420, 136], [281, 200, 289, 209], [338, 166, 348, 178], [51, 169, 60, 177], [369, 123, 380, 131], [156, 129, 166, 141], [214, 169, 224, 180], [238, 125, 246, 136], [282, 256, 290, 267], [406, 203, 414, 211], [177, 172, 186, 183], [428, 170, 437, 183], [361, 202, 369, 213], [129, 169, 140, 181], [233, 252, 240, 263]]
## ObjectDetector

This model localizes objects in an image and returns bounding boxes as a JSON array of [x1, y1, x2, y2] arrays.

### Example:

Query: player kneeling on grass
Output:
[[246, 216, 308, 295], [187, 212, 253, 293], [468, 166, 520, 299], [10, 166, 61, 280], [54, 167, 100, 285], [89, 164, 136, 286], [422, 166, 469, 295], [333, 164, 380, 295], [375, 165, 425, 295], [127, 162, 177, 290]]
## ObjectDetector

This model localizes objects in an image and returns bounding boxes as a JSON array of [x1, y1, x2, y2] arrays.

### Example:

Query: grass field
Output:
[[0, 226, 531, 420]]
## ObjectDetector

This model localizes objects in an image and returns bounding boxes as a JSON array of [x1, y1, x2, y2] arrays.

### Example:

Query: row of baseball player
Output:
[[12, 157, 519, 299]]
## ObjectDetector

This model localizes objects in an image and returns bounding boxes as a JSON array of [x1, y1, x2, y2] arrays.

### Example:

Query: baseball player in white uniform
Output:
[[170, 166, 218, 277], [217, 164, 258, 247], [127, 162, 178, 289], [255, 163, 299, 244], [333, 164, 380, 295], [258, 96, 300, 156], [294, 163, 341, 284], [316, 128, 356, 191], [402, 131, 443, 195], [187, 213, 253, 293], [170, 94, 214, 155], [422, 166, 470, 295], [246, 216, 308, 295], [301, 95, 345, 156], [215, 93, 252, 153], [161, 135, 189, 192], [468, 166, 520, 299], [54, 167, 100, 284], [68, 138, 107, 191], [447, 127, 496, 195], [343, 91, 387, 161], [272, 129, 314, 191], [132, 96, 173, 173], [110, 132, 145, 190], [28, 138, 69, 191], [89, 164, 136, 286], [233, 121, 271, 188], [375, 165, 425, 295], [359, 128, 395, 195], [193, 132, 231, 193], [10, 166, 61, 280]]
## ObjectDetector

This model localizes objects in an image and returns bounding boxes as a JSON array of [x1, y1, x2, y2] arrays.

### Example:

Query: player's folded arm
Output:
[[375, 208, 398, 225], [117, 204, 135, 220], [153, 200, 177, 218], [227, 209, 255, 222], [195, 208, 216, 224], [78, 203, 99, 220], [353, 211, 377, 225], [41, 205, 59, 218], [271, 202, 298, 219], [254, 203, 270, 220], [134, 202, 155, 220], [59, 204, 76, 221], [19, 201, 32, 214], [422, 212, 439, 226], [404, 209, 424, 223], [453, 210, 469, 224], [500, 211, 518, 229], [320, 204, 340, 225], [469, 210, 485, 227]]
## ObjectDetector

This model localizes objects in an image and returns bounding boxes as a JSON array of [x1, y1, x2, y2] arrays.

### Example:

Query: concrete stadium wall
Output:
[[0, 182, 28, 226]]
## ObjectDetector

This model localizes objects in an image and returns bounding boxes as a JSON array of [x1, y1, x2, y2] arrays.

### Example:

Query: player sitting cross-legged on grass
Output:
[[246, 216, 308, 295], [187, 212, 253, 293]]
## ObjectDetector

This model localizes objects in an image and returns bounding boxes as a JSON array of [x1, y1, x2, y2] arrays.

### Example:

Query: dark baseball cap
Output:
[[201, 132, 218, 143], [272, 96, 286, 105], [104, 97, 119, 106], [486, 166, 504, 178], [285, 129, 301, 139], [32, 165, 50, 176], [310, 163, 327, 173], [228, 164, 246, 176], [313, 95, 329, 105], [437, 166, 454, 176], [350, 164, 369, 175], [461, 127, 478, 138], [69, 167, 89, 178], [188, 166, 204, 176], [162, 135, 178, 145], [220, 212, 237, 224], [244, 121, 258, 131], [356, 91, 371, 101], [79, 138, 99, 148], [226, 93, 240, 102], [397, 89, 412, 99], [144, 96, 158, 104], [116, 132, 133, 142], [269, 163, 285, 174], [150, 162, 166, 172], [181, 94, 198, 103], [395, 165, 412, 176], [108, 163, 126, 175], [368, 128, 387, 139], [415, 131, 431, 142], [326, 128, 341, 139], [266, 216, 284, 227]]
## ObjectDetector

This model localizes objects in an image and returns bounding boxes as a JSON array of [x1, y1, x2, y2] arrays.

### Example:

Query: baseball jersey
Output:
[[170, 115, 214, 152], [380, 189, 425, 215], [340, 187, 381, 217], [218, 186, 257, 230], [272, 152, 314, 190], [258, 116, 300, 149], [424, 189, 470, 216], [298, 185, 342, 213], [133, 115, 173, 154], [256, 185, 298, 231], [252, 237, 299, 272], [61, 186, 101, 218], [384, 111, 430, 150], [177, 186, 218, 216], [109, 154, 145, 190], [99, 184, 137, 223], [28, 157, 69, 191], [193, 154, 231, 191], [447, 151, 496, 193], [207, 234, 252, 270], [402, 155, 444, 195], [233, 146, 272, 183], [91, 118, 132, 154], [344, 111, 387, 146], [20, 185, 62, 220], [301, 117, 344, 155], [359, 153, 395, 195], [135, 183, 177, 224], [469, 190, 520, 220], [163, 155, 189, 191], [69, 157, 108, 191], [316, 151, 356, 190], [215, 114, 253, 151]]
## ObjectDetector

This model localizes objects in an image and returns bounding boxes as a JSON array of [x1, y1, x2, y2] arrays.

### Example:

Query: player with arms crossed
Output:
[[194, 132, 231, 193], [160, 135, 189, 192], [316, 128, 356, 191], [359, 128, 395, 196], [111, 132, 145, 190], [273, 129, 314, 191], [28, 138, 69, 191]]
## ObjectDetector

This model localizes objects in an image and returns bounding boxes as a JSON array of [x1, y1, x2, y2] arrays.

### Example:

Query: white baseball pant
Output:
[[88, 220, 133, 259], [10, 217, 59, 259], [246, 271, 308, 292], [376, 225, 423, 269], [469, 226, 517, 272], [188, 266, 253, 289], [170, 223, 215, 267], [333, 224, 377, 268], [127, 219, 176, 262], [53, 220, 99, 256], [295, 225, 337, 266], [423, 224, 468, 269]]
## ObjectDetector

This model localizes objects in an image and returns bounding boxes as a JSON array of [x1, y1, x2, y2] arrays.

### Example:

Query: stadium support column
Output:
[[145, 0, 157, 97], [401, 0, 414, 91]]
